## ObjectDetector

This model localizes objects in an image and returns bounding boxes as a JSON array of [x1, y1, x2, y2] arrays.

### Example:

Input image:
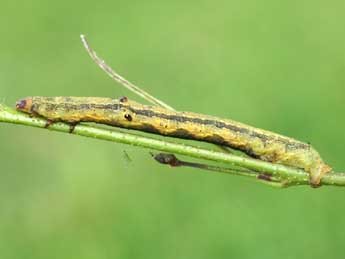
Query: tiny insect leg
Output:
[[68, 122, 78, 134], [44, 119, 55, 128]]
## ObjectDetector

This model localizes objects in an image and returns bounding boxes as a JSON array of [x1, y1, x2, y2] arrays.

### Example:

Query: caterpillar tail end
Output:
[[309, 162, 332, 188]]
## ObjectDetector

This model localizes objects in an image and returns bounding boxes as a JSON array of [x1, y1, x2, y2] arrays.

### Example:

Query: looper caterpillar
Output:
[[15, 96, 331, 186]]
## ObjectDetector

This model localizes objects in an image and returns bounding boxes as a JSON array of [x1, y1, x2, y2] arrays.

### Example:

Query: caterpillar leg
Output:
[[44, 119, 78, 134], [309, 162, 332, 188], [44, 119, 55, 128], [68, 122, 78, 134]]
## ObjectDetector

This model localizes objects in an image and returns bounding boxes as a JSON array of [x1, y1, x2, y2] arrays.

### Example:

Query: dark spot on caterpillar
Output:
[[139, 123, 161, 134], [124, 114, 132, 121], [243, 147, 261, 159], [169, 131, 228, 146], [119, 96, 128, 103], [259, 152, 279, 163], [30, 103, 37, 113], [169, 129, 195, 139], [204, 134, 227, 145]]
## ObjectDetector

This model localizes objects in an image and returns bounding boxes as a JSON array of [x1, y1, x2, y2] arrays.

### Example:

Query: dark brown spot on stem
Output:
[[153, 153, 181, 167], [257, 174, 272, 181]]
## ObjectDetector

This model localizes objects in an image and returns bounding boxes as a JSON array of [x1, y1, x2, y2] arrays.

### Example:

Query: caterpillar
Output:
[[16, 96, 332, 186]]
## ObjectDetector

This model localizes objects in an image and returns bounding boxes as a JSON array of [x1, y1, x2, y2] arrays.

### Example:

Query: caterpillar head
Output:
[[16, 97, 33, 113]]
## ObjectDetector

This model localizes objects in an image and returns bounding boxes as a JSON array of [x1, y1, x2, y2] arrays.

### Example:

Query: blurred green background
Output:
[[1, 0, 345, 258]]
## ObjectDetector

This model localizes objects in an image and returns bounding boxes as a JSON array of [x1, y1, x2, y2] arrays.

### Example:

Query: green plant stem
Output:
[[1, 104, 344, 187]]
